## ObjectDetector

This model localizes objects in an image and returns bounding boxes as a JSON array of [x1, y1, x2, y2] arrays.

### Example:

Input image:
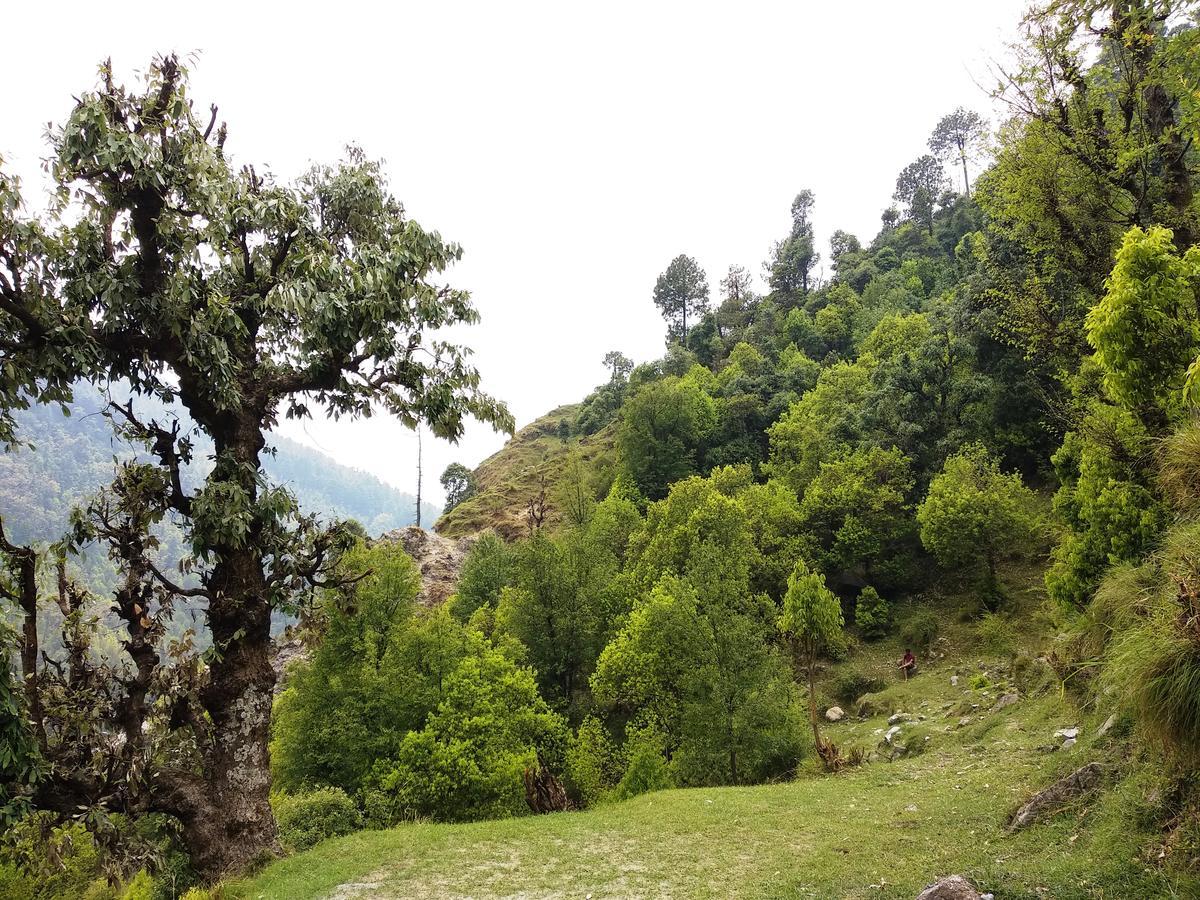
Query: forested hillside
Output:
[[0, 382, 437, 550], [4, 3, 1200, 898]]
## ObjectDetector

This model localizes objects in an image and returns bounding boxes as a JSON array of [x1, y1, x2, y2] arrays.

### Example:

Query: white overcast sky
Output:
[[4, 1, 1027, 506]]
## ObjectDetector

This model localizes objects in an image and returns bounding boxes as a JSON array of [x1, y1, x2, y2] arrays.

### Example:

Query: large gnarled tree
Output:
[[0, 56, 511, 878]]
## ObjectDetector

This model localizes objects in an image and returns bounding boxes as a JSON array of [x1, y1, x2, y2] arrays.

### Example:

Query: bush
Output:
[[360, 789, 407, 830], [0, 819, 108, 900], [614, 730, 673, 801], [272, 787, 363, 852], [0, 863, 34, 900], [565, 717, 621, 807], [450, 532, 512, 621], [899, 608, 939, 653], [831, 670, 884, 705], [120, 871, 154, 900], [374, 650, 569, 822], [976, 612, 1017, 655], [854, 586, 890, 639]]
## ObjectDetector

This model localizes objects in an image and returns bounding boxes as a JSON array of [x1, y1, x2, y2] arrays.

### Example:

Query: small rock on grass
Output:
[[915, 874, 984, 899], [826, 706, 845, 722], [992, 692, 1019, 712]]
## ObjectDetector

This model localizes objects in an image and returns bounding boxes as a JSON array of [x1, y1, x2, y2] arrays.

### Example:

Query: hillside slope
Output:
[[435, 404, 617, 539]]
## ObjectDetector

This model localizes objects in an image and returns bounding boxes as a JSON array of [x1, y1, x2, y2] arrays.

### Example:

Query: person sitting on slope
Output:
[[898, 648, 917, 679]]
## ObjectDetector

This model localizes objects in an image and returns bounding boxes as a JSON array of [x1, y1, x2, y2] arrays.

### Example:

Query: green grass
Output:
[[231, 675, 1193, 898], [230, 716, 1188, 899], [231, 563, 1197, 899]]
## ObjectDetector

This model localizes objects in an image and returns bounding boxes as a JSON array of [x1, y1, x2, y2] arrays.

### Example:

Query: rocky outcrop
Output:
[[1008, 762, 1105, 830], [381, 526, 476, 607], [271, 527, 474, 688], [272, 629, 309, 688]]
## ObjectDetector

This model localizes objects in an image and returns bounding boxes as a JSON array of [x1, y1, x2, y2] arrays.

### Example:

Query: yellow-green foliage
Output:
[[617, 374, 718, 500], [565, 716, 621, 807], [1086, 225, 1199, 414], [858, 311, 931, 362], [1045, 400, 1163, 608], [273, 787, 363, 853], [917, 443, 1038, 578], [765, 361, 871, 493], [118, 870, 153, 900], [374, 648, 569, 822], [0, 819, 109, 900], [1157, 420, 1200, 512], [854, 586, 890, 639]]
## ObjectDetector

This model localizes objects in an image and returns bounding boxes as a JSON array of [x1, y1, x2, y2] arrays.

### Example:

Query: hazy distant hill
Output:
[[0, 383, 439, 550]]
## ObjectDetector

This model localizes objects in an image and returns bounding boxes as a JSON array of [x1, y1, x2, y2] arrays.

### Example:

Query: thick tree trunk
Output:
[[183, 420, 281, 880], [188, 564, 279, 878]]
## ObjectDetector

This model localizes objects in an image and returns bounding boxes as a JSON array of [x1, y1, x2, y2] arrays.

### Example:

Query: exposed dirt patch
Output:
[[381, 526, 476, 607]]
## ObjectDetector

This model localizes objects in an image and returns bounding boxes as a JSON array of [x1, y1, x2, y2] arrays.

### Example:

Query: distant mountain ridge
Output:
[[0, 383, 439, 549]]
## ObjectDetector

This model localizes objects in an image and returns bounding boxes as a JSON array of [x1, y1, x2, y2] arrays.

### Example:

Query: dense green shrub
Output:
[[613, 729, 673, 801], [854, 586, 890, 639], [1045, 401, 1164, 609], [450, 532, 513, 621], [831, 670, 885, 705], [119, 870, 154, 900], [0, 863, 34, 900], [372, 649, 569, 822], [360, 789, 408, 830], [898, 608, 939, 653], [272, 787, 363, 852], [271, 541, 425, 796], [565, 716, 621, 807], [0, 819, 109, 900], [917, 444, 1038, 599], [617, 374, 717, 500]]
